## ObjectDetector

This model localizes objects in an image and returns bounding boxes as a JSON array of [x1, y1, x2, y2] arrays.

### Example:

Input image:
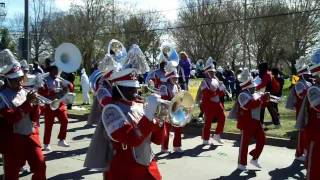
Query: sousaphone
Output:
[[55, 43, 82, 73]]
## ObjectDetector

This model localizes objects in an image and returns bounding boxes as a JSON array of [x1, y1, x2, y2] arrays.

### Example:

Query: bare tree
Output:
[[174, 0, 239, 64], [30, 0, 54, 62], [46, 0, 114, 70], [247, 0, 320, 73], [9, 13, 24, 32]]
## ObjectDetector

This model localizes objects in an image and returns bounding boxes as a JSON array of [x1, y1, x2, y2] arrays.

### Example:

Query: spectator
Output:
[[80, 68, 90, 105], [33, 61, 44, 74], [223, 65, 235, 100], [61, 72, 76, 110], [196, 59, 205, 78], [178, 51, 191, 90], [43, 58, 52, 72], [234, 68, 243, 98]]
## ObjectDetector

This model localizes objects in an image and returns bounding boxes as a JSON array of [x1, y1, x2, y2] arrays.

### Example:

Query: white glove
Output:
[[144, 94, 161, 121]]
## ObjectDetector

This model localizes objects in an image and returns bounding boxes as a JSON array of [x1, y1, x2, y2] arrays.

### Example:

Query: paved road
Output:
[[1, 117, 306, 180]]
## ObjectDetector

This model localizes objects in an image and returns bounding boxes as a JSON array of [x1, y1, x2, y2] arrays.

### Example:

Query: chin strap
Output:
[[115, 84, 129, 102]]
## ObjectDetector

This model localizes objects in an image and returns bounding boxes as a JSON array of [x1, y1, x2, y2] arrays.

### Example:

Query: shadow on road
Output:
[[72, 134, 93, 141], [285, 130, 299, 141], [211, 169, 258, 180], [268, 159, 305, 180], [47, 168, 99, 180], [19, 171, 32, 178], [156, 144, 219, 160], [45, 147, 88, 161], [68, 124, 95, 132]]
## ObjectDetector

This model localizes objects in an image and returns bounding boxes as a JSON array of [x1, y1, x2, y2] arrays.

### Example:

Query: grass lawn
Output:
[[67, 76, 92, 115], [70, 76, 298, 139]]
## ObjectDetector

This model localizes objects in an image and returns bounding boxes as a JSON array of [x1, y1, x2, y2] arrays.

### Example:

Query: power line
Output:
[[107, 7, 320, 36], [116, 0, 269, 18], [8, 2, 320, 37], [118, 0, 288, 17]]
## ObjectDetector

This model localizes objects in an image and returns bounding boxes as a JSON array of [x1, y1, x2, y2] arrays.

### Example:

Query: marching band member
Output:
[[297, 62, 320, 180], [84, 61, 116, 179], [235, 68, 269, 171], [102, 68, 164, 180], [38, 65, 74, 151], [160, 69, 183, 153], [197, 64, 226, 145], [286, 64, 312, 161], [87, 61, 115, 125], [256, 62, 281, 128], [0, 52, 46, 179], [147, 59, 167, 89]]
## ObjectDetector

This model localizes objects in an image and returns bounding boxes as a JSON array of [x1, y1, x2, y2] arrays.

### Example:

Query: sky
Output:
[[2, 0, 180, 23]]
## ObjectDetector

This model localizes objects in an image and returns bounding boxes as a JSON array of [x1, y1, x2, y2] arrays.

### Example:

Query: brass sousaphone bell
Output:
[[139, 82, 195, 127], [165, 90, 195, 127], [50, 43, 82, 110]]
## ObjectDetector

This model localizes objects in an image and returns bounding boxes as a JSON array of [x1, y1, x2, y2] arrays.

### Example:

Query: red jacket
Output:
[[38, 78, 74, 111], [0, 99, 41, 153], [237, 92, 268, 130], [107, 100, 164, 180], [256, 72, 272, 91]]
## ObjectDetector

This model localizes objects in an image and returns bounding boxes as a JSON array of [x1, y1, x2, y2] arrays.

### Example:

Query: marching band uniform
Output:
[[38, 66, 74, 151], [286, 65, 312, 161], [102, 68, 164, 180], [87, 68, 114, 125], [84, 67, 115, 176], [0, 59, 46, 180], [234, 68, 269, 171], [160, 70, 183, 153], [297, 64, 320, 180], [147, 61, 167, 89], [197, 64, 225, 144]]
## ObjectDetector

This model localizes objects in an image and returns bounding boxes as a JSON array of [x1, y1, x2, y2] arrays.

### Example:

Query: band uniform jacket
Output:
[[84, 74, 113, 171], [102, 100, 164, 180], [0, 88, 42, 153]]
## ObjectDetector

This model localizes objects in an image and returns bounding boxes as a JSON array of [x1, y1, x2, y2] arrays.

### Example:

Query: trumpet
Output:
[[23, 88, 53, 105], [135, 90, 195, 127]]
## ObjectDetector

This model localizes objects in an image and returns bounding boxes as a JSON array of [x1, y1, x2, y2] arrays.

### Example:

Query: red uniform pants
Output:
[[43, 107, 68, 145], [238, 123, 265, 166], [162, 122, 182, 150], [296, 129, 309, 157], [201, 103, 225, 141], [306, 141, 320, 180], [3, 134, 46, 180], [104, 147, 161, 180]]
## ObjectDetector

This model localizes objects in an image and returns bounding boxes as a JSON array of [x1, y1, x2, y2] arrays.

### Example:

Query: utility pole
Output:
[[112, 0, 115, 34], [243, 0, 247, 68], [23, 0, 29, 62]]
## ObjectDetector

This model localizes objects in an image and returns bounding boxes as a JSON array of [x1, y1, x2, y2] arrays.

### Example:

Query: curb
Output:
[[68, 113, 296, 149], [68, 113, 88, 121]]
